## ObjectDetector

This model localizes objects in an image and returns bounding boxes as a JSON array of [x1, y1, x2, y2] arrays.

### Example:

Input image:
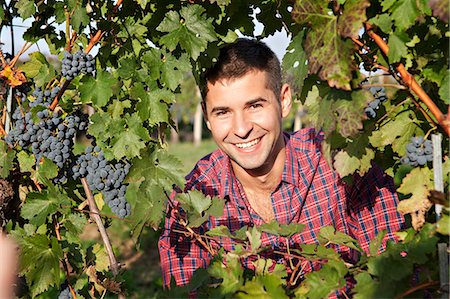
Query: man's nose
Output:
[[232, 112, 252, 139]]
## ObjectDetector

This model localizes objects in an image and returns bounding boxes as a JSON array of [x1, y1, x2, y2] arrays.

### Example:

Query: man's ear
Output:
[[201, 100, 211, 130], [279, 83, 292, 118]]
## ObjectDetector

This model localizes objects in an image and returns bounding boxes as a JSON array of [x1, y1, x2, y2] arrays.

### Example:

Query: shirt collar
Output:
[[220, 132, 300, 198]]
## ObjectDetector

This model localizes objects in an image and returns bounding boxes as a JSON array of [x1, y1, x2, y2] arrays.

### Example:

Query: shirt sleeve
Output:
[[158, 199, 212, 288], [345, 163, 405, 253]]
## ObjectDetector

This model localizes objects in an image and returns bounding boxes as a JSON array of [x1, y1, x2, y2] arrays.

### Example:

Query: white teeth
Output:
[[235, 138, 260, 149]]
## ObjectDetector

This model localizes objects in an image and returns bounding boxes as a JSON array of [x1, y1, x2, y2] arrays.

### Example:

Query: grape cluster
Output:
[[72, 146, 131, 218], [61, 50, 96, 80], [400, 136, 433, 167], [30, 86, 61, 107], [5, 102, 88, 182], [58, 287, 77, 299], [364, 87, 387, 119]]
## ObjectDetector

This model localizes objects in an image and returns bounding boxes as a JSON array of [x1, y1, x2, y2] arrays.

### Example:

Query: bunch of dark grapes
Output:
[[5, 97, 88, 182], [58, 286, 77, 299], [72, 146, 131, 218], [61, 50, 95, 80], [30, 86, 61, 107], [364, 87, 387, 119], [400, 136, 433, 167]]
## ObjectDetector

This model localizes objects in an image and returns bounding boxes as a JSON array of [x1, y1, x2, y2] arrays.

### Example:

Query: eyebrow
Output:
[[209, 98, 268, 114]]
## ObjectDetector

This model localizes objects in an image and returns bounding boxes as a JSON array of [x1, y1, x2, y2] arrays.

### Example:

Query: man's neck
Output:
[[232, 144, 286, 194]]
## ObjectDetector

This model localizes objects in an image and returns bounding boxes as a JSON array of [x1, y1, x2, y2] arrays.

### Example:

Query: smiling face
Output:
[[204, 70, 292, 176]]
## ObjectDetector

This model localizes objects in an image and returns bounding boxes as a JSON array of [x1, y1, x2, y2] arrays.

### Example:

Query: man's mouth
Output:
[[235, 138, 261, 149]]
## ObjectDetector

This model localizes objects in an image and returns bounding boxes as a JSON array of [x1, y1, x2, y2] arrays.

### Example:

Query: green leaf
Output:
[[0, 140, 15, 178], [388, 0, 423, 31], [436, 213, 449, 235], [160, 53, 191, 91], [295, 259, 348, 299], [10, 233, 62, 297], [206, 225, 234, 238], [318, 226, 362, 252], [19, 52, 56, 87], [369, 230, 387, 256], [107, 99, 131, 118], [369, 111, 417, 153], [157, 5, 216, 60], [130, 83, 174, 124], [397, 167, 433, 215], [17, 151, 35, 173], [69, 0, 89, 31], [369, 13, 393, 34], [110, 113, 149, 159], [388, 32, 409, 63], [125, 148, 184, 236], [79, 70, 117, 107], [353, 272, 379, 299], [208, 254, 244, 295], [33, 158, 58, 183], [246, 226, 262, 253], [439, 69, 450, 104], [14, 0, 35, 19], [292, 0, 356, 90], [282, 30, 308, 96], [333, 150, 360, 177], [21, 183, 71, 226]]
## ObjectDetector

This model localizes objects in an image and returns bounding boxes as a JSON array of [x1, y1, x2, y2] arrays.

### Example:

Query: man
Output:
[[158, 38, 404, 289]]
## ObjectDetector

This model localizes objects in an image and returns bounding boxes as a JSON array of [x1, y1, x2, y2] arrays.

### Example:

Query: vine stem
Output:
[[80, 178, 125, 299], [53, 216, 77, 299], [394, 280, 439, 299], [365, 23, 450, 136]]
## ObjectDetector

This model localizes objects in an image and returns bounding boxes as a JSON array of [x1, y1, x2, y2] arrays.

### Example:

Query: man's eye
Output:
[[215, 110, 228, 116], [249, 104, 262, 109]]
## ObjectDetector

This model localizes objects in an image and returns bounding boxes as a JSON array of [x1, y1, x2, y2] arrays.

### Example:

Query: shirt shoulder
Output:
[[288, 128, 324, 152], [184, 148, 228, 196]]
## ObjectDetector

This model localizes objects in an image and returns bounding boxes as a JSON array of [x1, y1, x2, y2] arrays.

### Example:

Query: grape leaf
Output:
[[336, 0, 370, 39], [369, 13, 393, 34], [303, 85, 336, 134], [17, 151, 34, 173], [333, 150, 360, 178], [10, 233, 62, 297], [21, 184, 71, 226], [69, 0, 89, 31], [14, 0, 35, 19], [292, 0, 356, 90], [436, 213, 449, 235], [439, 69, 450, 104], [388, 0, 430, 31], [157, 5, 217, 60], [33, 158, 58, 183], [246, 226, 262, 253], [0, 140, 15, 178], [397, 167, 433, 215], [318, 226, 362, 252], [208, 254, 244, 295], [353, 272, 379, 299], [388, 31, 409, 63], [160, 53, 191, 91], [131, 83, 174, 124], [110, 113, 149, 159], [107, 99, 131, 118], [429, 0, 449, 22], [282, 30, 308, 96], [125, 148, 185, 235], [19, 52, 56, 87], [295, 259, 348, 298], [206, 225, 234, 238], [79, 70, 117, 107]]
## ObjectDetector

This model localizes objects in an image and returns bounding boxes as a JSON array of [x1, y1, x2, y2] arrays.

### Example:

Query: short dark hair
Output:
[[200, 38, 282, 101]]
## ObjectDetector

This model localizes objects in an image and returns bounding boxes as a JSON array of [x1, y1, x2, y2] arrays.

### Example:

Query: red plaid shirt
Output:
[[158, 128, 404, 289]]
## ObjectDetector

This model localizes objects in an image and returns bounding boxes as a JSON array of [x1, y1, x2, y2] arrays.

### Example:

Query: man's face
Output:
[[204, 70, 291, 175]]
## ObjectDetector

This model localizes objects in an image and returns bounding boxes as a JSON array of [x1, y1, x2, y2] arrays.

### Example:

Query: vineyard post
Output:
[[432, 134, 444, 219], [5, 87, 12, 133]]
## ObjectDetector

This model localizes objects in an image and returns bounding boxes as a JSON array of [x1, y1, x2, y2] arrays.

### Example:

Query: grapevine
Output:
[[0, 1, 447, 298]]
